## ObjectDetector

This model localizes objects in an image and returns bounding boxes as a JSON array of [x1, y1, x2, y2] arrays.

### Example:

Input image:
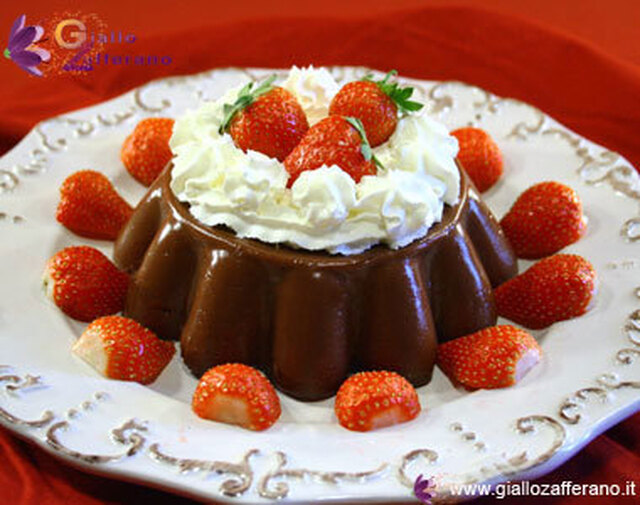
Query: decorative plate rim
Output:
[[0, 66, 639, 504]]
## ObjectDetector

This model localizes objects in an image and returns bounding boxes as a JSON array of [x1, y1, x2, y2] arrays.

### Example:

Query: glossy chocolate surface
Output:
[[114, 163, 517, 401]]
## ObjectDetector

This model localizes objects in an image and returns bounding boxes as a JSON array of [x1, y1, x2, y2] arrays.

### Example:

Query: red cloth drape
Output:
[[1, 1, 639, 503]]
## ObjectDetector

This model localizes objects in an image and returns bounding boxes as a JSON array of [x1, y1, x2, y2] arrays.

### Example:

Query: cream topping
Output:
[[170, 67, 460, 255], [281, 65, 340, 126]]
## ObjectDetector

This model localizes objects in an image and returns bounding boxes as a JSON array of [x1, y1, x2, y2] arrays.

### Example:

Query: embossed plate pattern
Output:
[[0, 67, 639, 504]]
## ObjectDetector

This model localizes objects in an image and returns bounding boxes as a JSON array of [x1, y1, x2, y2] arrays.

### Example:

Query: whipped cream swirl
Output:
[[281, 65, 340, 125], [170, 67, 460, 255]]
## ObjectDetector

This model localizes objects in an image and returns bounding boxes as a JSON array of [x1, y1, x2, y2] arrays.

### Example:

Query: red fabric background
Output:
[[1, 1, 639, 503]]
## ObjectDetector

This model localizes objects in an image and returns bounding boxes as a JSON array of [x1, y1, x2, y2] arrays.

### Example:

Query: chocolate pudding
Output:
[[114, 162, 517, 401]]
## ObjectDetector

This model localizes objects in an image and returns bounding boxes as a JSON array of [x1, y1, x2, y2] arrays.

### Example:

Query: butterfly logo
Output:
[[414, 474, 436, 504], [4, 14, 50, 76]]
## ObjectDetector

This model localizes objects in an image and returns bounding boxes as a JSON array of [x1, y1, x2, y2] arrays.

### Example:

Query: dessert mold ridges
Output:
[[114, 162, 518, 401]]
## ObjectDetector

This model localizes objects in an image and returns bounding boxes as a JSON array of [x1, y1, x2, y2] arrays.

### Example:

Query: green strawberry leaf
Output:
[[218, 74, 277, 134], [362, 69, 424, 115], [345, 117, 384, 170]]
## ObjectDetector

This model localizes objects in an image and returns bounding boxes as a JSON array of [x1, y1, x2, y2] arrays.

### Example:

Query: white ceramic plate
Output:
[[1, 67, 639, 504]]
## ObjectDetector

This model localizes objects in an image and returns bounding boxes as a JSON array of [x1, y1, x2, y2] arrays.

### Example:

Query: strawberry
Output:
[[495, 254, 597, 329], [43, 246, 129, 322], [500, 181, 586, 259], [284, 116, 378, 186], [192, 363, 281, 431], [121, 117, 174, 186], [451, 127, 503, 192], [334, 371, 421, 432], [437, 325, 542, 389], [56, 170, 133, 241], [72, 315, 175, 384], [219, 75, 308, 162], [329, 70, 423, 147]]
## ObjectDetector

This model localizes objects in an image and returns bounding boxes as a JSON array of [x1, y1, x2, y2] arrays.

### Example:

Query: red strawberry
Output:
[[219, 76, 308, 162], [284, 116, 378, 186], [121, 117, 174, 186], [192, 363, 281, 431], [500, 181, 586, 259], [437, 325, 542, 389], [329, 70, 423, 147], [72, 315, 175, 384], [43, 246, 129, 322], [56, 170, 133, 240], [451, 127, 503, 192], [495, 254, 597, 330], [334, 371, 421, 432]]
